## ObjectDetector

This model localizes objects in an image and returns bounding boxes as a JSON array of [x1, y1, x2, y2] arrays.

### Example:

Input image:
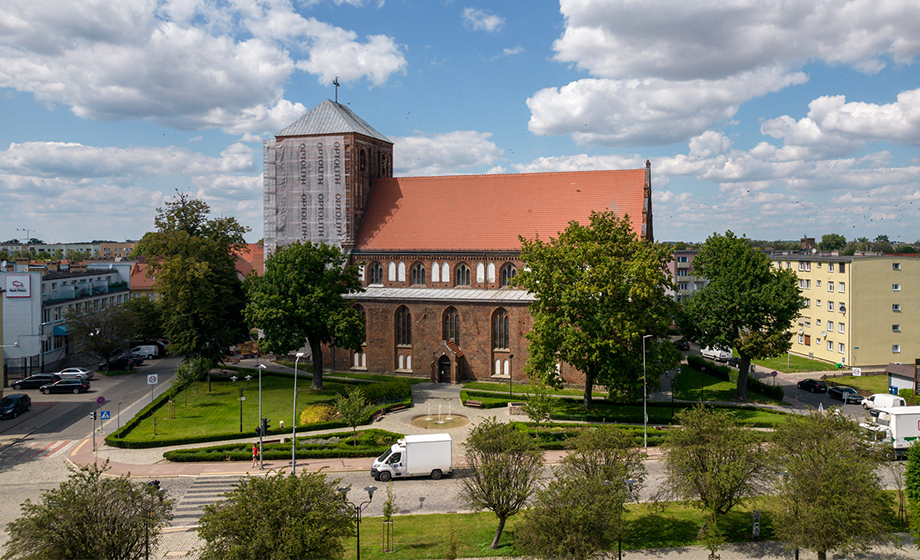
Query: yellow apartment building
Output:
[[771, 254, 920, 368]]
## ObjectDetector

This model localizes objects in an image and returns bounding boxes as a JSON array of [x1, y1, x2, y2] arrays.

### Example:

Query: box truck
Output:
[[371, 433, 452, 482], [861, 405, 920, 458]]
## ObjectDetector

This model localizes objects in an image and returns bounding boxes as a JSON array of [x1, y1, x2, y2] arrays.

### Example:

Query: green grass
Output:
[[747, 353, 841, 373], [673, 365, 787, 406], [341, 493, 906, 559], [461, 381, 605, 398], [117, 375, 351, 443], [267, 363, 428, 385], [830, 374, 889, 395]]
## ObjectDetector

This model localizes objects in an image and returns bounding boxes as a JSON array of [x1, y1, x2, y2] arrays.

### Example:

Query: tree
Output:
[[516, 426, 645, 560], [459, 418, 543, 549], [521, 381, 555, 434], [872, 234, 894, 253], [818, 233, 846, 251], [334, 387, 373, 446], [771, 410, 891, 560], [677, 231, 804, 399], [133, 193, 249, 360], [244, 241, 364, 390], [3, 462, 173, 560], [516, 211, 680, 408], [122, 296, 164, 342], [175, 356, 209, 403], [66, 304, 136, 371], [660, 406, 765, 518], [907, 442, 920, 548], [197, 470, 353, 560]]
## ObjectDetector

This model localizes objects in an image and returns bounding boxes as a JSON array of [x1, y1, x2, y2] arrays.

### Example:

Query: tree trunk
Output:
[[735, 355, 750, 400], [490, 515, 507, 549], [583, 365, 595, 410], [310, 339, 324, 390], [817, 551, 826, 560]]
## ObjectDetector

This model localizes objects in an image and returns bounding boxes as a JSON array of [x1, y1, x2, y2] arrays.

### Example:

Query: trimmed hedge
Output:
[[686, 355, 784, 400], [163, 428, 403, 462], [510, 421, 669, 449]]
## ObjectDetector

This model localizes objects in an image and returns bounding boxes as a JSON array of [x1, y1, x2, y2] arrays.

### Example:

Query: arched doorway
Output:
[[438, 356, 451, 383]]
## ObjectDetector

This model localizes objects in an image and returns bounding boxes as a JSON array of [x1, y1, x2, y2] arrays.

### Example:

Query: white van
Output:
[[131, 345, 159, 360], [701, 347, 732, 362], [862, 393, 907, 412]]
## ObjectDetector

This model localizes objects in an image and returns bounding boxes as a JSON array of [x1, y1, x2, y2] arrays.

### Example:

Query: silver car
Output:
[[55, 367, 94, 380]]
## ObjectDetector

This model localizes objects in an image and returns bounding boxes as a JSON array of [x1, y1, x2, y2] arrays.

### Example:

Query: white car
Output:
[[56, 367, 94, 380]]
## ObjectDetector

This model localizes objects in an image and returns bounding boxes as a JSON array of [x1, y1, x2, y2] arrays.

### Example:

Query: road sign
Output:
[[100, 410, 111, 420], [147, 374, 159, 385], [771, 370, 778, 377], [96, 396, 106, 405], [853, 367, 862, 377]]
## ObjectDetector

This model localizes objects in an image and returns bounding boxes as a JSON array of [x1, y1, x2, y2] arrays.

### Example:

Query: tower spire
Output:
[[333, 77, 340, 103]]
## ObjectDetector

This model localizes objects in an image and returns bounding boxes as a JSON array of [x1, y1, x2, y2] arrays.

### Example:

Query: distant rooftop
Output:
[[276, 100, 391, 143]]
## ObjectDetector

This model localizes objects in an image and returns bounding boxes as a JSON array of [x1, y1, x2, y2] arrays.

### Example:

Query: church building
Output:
[[264, 100, 653, 384]]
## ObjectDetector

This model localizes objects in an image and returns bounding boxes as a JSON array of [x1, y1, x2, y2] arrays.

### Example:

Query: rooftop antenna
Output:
[[333, 76, 340, 103]]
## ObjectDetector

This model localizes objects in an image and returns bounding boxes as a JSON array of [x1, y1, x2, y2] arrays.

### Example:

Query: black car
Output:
[[797, 378, 828, 393], [727, 357, 742, 368], [39, 379, 90, 394], [828, 386, 863, 404], [673, 339, 690, 351], [106, 356, 135, 371], [0, 394, 32, 419], [10, 373, 61, 390]]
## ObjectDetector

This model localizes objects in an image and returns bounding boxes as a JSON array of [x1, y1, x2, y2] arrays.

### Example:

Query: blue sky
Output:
[[2, 0, 919, 244]]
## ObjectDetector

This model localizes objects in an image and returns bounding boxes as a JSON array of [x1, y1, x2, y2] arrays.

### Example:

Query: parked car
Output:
[[106, 356, 135, 371], [828, 386, 863, 404], [10, 373, 61, 390], [39, 379, 90, 394], [0, 394, 32, 419], [701, 347, 732, 362], [727, 356, 742, 368], [673, 339, 690, 351], [56, 367, 94, 380], [131, 345, 159, 360], [797, 378, 828, 393]]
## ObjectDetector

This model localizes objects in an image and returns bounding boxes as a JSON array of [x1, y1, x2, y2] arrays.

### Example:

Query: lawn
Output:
[[747, 352, 841, 373], [116, 374, 352, 443], [673, 365, 787, 407], [462, 381, 606, 398], [830, 374, 890, 395], [340, 493, 905, 559]]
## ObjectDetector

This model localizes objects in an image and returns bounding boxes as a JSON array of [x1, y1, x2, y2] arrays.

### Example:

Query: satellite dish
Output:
[[821, 331, 827, 337]]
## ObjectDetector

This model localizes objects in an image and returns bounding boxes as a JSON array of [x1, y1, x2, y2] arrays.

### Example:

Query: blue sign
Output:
[[100, 410, 111, 420]]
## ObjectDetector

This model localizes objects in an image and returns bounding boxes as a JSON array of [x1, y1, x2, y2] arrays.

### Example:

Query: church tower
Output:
[[263, 100, 393, 257]]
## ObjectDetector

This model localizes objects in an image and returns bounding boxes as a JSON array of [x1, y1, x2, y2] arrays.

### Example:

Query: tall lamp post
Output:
[[1, 342, 19, 388], [231, 376, 245, 433], [258, 363, 267, 470], [292, 352, 304, 474], [642, 334, 652, 453], [337, 485, 377, 560], [606, 478, 637, 560]]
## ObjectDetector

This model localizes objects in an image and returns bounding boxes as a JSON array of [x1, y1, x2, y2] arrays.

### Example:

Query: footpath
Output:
[[65, 359, 914, 560]]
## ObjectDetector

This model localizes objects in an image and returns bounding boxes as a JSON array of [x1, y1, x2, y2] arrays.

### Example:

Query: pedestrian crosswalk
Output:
[[3, 440, 77, 461], [170, 476, 243, 528]]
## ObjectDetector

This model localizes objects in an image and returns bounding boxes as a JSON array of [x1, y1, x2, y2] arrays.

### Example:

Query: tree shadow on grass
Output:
[[625, 511, 700, 550]]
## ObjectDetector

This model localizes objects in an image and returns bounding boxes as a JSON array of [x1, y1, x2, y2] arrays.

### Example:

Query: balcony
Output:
[[42, 281, 129, 305]]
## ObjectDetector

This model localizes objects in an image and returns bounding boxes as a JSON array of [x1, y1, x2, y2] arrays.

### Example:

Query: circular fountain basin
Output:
[[410, 414, 470, 429]]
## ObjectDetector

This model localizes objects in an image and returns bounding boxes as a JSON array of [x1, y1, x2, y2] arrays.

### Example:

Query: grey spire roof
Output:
[[276, 99, 390, 143]]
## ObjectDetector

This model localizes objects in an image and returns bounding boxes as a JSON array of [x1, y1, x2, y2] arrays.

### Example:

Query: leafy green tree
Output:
[[771, 410, 891, 560], [122, 296, 164, 342], [677, 231, 804, 399], [66, 304, 136, 371], [175, 356, 209, 403], [661, 406, 765, 519], [133, 193, 249, 360], [907, 442, 920, 548], [244, 241, 364, 390], [818, 233, 846, 251], [3, 462, 173, 560], [557, 425, 646, 483], [872, 234, 894, 253], [516, 211, 679, 408], [334, 387, 373, 446], [197, 470, 353, 560], [459, 418, 543, 549], [521, 381, 555, 434]]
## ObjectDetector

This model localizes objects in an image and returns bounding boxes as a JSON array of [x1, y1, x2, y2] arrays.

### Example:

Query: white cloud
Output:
[[0, 0, 406, 134], [527, 69, 807, 147], [462, 8, 504, 32], [512, 153, 647, 173], [392, 131, 503, 176], [554, 0, 920, 80]]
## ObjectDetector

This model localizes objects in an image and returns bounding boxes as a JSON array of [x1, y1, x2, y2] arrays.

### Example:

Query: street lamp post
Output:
[[258, 363, 267, 470], [642, 334, 652, 453], [338, 486, 377, 560], [292, 352, 304, 474], [508, 354, 514, 399], [116, 400, 123, 439], [231, 376, 250, 433]]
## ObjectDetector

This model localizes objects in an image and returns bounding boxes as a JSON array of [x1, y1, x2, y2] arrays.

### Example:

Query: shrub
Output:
[[300, 404, 336, 424]]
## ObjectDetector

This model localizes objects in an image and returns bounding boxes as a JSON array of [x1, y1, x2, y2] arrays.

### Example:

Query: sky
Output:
[[2, 0, 920, 245]]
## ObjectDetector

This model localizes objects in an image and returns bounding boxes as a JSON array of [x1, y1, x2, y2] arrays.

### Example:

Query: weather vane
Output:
[[333, 76, 340, 103]]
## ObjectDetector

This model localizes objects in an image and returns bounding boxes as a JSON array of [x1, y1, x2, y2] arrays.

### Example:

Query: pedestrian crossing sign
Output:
[[100, 410, 111, 420]]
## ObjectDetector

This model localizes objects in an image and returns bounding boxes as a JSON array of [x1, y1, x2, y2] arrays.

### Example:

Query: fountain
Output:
[[411, 400, 469, 429]]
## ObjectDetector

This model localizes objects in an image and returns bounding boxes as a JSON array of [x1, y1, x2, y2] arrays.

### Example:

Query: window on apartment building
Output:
[[838, 343, 845, 353], [839, 282, 845, 293], [42, 308, 51, 323], [798, 279, 811, 289], [676, 269, 689, 276], [804, 298, 810, 307], [893, 344, 901, 353], [817, 299, 822, 307], [893, 324, 901, 332], [828, 263, 835, 272], [828, 282, 834, 291], [53, 307, 61, 321], [839, 263, 845, 273], [798, 334, 804, 344], [893, 284, 901, 291], [827, 341, 833, 351], [816, 280, 822, 287], [786, 262, 791, 269], [798, 261, 811, 271], [839, 323, 845, 333], [678, 283, 689, 290], [893, 262, 901, 270], [893, 303, 901, 312], [677, 256, 688, 263], [804, 319, 811, 327], [827, 321, 834, 331], [804, 335, 811, 345], [828, 301, 834, 311], [817, 262, 823, 268]]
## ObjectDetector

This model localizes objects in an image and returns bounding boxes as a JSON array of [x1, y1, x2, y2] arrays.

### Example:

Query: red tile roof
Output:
[[354, 170, 648, 251]]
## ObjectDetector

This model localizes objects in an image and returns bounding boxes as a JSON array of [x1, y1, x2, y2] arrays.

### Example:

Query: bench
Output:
[[466, 400, 484, 408], [389, 403, 408, 412]]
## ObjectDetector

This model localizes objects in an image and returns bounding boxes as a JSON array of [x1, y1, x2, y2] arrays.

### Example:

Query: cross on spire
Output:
[[333, 77, 340, 103]]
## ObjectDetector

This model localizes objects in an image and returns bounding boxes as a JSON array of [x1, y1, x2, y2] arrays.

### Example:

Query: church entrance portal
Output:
[[438, 356, 451, 383]]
